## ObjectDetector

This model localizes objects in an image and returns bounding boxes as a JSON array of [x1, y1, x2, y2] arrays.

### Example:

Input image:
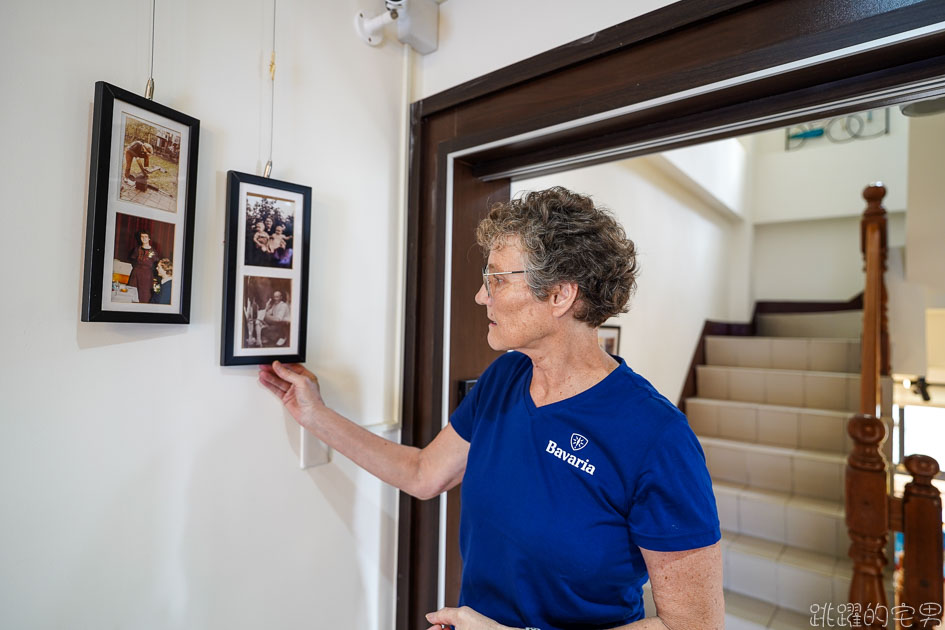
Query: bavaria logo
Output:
[[545, 439, 595, 475], [570, 433, 588, 451]]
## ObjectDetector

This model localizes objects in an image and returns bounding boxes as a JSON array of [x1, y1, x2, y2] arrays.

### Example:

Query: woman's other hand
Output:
[[425, 606, 512, 630]]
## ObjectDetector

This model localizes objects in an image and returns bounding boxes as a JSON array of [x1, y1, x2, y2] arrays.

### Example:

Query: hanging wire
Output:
[[263, 0, 276, 177], [145, 0, 156, 99]]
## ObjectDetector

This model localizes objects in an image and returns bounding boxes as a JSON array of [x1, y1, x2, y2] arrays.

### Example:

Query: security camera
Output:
[[355, 0, 438, 54]]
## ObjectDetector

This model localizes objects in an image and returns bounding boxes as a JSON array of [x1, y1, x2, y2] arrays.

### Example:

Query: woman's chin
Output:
[[484, 329, 504, 351]]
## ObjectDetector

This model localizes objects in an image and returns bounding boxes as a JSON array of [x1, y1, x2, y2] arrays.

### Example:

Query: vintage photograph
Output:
[[81, 81, 198, 324], [598, 325, 621, 355], [118, 112, 181, 212], [221, 170, 310, 365], [111, 213, 176, 305], [244, 193, 296, 269], [242, 276, 293, 349]]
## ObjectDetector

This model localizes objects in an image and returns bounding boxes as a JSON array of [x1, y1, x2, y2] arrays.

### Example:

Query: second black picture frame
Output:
[[221, 171, 312, 366]]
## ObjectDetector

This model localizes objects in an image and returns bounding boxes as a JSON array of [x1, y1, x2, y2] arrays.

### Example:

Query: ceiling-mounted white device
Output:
[[355, 0, 438, 54]]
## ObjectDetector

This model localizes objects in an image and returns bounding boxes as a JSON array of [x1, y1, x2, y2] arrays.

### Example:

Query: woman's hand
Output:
[[425, 606, 513, 630], [258, 361, 326, 431]]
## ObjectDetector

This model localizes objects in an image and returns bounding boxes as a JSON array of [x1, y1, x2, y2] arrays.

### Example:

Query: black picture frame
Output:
[[598, 325, 621, 356], [221, 171, 311, 366], [81, 81, 199, 323]]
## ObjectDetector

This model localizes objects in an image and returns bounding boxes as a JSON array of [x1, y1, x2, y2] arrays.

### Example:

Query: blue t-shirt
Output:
[[450, 351, 719, 630]]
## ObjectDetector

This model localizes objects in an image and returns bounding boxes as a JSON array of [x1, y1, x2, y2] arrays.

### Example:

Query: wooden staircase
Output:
[[691, 333, 878, 628], [659, 185, 944, 629]]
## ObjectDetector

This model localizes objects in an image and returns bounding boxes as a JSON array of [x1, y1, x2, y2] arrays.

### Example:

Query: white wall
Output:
[[750, 108, 910, 224], [905, 112, 945, 291], [418, 0, 680, 99], [0, 0, 406, 628], [512, 157, 743, 402], [652, 139, 750, 220], [752, 213, 906, 302]]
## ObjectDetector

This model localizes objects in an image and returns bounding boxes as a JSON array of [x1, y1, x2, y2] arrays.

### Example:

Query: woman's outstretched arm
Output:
[[259, 361, 469, 500]]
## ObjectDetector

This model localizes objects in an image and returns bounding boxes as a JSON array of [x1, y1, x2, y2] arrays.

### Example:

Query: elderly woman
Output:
[[259, 187, 723, 630]]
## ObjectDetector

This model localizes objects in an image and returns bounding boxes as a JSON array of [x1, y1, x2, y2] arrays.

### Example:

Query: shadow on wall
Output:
[[176, 372, 397, 629]]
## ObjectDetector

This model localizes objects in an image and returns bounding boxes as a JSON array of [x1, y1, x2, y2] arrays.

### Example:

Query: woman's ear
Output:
[[549, 281, 579, 317]]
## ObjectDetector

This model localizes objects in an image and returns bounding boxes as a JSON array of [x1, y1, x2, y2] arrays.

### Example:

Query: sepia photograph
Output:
[[111, 213, 176, 305], [244, 192, 296, 269], [117, 112, 181, 213], [241, 276, 293, 349]]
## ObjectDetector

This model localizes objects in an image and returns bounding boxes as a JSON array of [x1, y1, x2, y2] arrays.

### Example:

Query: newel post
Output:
[[900, 455, 944, 628], [860, 184, 890, 376], [847, 414, 889, 628]]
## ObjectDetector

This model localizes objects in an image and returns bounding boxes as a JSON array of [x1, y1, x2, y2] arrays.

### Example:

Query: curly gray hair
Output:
[[476, 186, 639, 328]]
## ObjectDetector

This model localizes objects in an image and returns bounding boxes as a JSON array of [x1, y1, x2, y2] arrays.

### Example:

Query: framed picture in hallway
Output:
[[598, 325, 621, 356], [81, 81, 200, 323], [221, 171, 312, 366]]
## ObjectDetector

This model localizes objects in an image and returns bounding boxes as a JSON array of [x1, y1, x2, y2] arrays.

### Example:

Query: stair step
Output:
[[696, 365, 859, 411], [687, 398, 851, 454], [705, 335, 860, 373], [756, 311, 863, 339], [720, 530, 887, 616], [714, 481, 848, 558], [700, 436, 846, 502]]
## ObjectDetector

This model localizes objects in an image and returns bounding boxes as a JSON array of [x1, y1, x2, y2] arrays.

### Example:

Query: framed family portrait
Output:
[[221, 171, 311, 366], [81, 81, 199, 323], [598, 325, 621, 355]]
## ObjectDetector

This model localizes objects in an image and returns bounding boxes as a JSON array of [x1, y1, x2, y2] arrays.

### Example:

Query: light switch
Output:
[[300, 427, 331, 469]]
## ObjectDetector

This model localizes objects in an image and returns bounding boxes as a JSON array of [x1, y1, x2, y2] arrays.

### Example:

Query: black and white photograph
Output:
[[241, 276, 293, 349]]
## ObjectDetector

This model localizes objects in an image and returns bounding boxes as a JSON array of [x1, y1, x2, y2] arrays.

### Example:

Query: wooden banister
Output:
[[899, 455, 944, 628], [847, 413, 889, 628], [848, 184, 944, 629], [847, 184, 890, 628]]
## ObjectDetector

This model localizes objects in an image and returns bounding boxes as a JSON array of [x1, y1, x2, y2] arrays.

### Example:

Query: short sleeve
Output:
[[449, 352, 525, 442], [628, 417, 721, 551], [449, 379, 480, 442]]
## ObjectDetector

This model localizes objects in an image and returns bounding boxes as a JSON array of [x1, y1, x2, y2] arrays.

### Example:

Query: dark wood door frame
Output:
[[396, 2, 945, 628]]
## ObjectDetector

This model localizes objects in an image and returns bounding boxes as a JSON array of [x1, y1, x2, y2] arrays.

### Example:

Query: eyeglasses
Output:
[[482, 265, 526, 298]]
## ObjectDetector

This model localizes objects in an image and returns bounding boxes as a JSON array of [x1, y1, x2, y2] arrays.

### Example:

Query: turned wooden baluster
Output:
[[900, 454, 944, 629], [860, 184, 890, 376], [848, 415, 889, 628], [847, 183, 890, 628]]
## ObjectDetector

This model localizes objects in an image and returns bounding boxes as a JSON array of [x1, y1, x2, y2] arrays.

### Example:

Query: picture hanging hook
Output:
[[145, 0, 156, 99]]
